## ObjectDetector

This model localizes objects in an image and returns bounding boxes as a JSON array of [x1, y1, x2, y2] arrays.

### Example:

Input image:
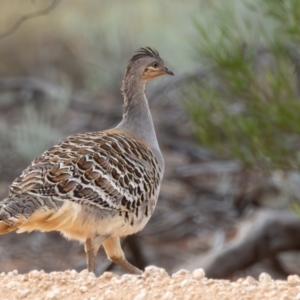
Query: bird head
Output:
[[126, 47, 174, 81]]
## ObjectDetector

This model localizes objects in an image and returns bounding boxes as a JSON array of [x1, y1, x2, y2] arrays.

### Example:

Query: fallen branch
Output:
[[176, 160, 242, 177], [0, 76, 121, 118], [197, 209, 300, 278]]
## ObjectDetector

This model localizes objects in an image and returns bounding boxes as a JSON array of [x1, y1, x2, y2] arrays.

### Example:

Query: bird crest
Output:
[[129, 47, 161, 63]]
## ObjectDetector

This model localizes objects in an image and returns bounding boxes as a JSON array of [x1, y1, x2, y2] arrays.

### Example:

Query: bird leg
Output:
[[103, 236, 143, 275], [84, 236, 105, 273], [85, 238, 95, 272]]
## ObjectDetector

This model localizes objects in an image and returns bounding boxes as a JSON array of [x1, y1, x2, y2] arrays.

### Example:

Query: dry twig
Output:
[[0, 0, 61, 41]]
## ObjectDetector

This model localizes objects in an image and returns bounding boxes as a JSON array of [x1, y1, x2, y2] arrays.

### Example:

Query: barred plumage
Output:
[[0, 47, 173, 274]]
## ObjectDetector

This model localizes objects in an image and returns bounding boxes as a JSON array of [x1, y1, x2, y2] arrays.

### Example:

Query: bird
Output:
[[0, 47, 174, 275]]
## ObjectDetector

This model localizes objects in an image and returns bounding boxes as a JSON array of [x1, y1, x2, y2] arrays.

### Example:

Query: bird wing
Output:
[[9, 130, 161, 213]]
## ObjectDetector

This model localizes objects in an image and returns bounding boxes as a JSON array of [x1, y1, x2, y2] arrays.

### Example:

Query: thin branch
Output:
[[0, 0, 61, 41]]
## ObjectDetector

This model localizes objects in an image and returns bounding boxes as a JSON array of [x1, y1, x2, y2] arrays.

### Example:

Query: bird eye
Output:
[[152, 62, 158, 68]]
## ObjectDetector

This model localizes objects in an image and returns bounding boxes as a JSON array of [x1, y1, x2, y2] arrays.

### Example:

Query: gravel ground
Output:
[[0, 267, 300, 300]]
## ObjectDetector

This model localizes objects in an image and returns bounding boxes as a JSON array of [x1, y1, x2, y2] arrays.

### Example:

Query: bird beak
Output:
[[164, 67, 174, 76]]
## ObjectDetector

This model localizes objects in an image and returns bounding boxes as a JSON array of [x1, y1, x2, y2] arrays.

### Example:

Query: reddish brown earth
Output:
[[0, 267, 300, 300]]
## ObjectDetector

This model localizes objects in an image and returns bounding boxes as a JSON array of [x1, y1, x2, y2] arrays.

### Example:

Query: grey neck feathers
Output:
[[117, 73, 159, 149]]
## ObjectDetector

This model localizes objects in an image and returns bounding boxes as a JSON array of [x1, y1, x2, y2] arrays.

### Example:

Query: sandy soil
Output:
[[0, 267, 300, 300]]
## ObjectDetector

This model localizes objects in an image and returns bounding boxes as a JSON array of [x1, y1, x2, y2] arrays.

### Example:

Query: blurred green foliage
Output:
[[184, 0, 300, 170]]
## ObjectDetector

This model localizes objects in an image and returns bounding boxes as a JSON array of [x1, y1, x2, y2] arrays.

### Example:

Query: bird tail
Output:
[[0, 195, 46, 235]]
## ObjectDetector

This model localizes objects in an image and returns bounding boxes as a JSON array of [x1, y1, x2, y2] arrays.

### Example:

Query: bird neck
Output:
[[117, 75, 159, 148]]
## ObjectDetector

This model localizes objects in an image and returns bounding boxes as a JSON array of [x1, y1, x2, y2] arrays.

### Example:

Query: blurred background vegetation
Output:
[[184, 0, 300, 170], [1, 0, 300, 280], [0, 0, 196, 162]]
